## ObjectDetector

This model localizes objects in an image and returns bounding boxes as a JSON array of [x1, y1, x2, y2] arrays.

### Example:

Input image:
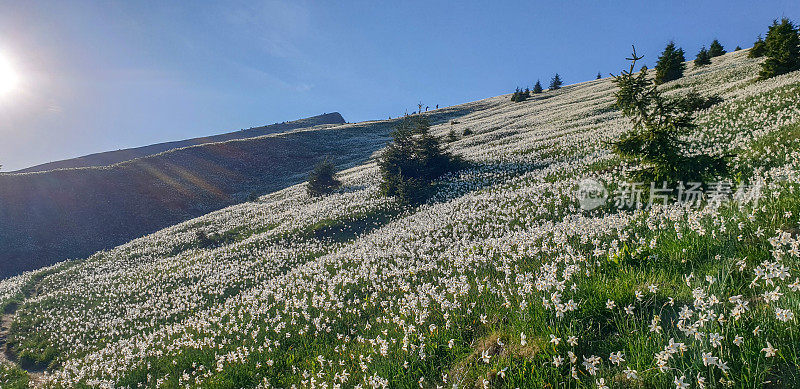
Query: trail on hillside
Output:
[[0, 283, 46, 384]]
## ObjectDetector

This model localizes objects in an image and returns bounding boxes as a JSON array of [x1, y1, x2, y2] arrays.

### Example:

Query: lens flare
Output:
[[0, 53, 20, 95]]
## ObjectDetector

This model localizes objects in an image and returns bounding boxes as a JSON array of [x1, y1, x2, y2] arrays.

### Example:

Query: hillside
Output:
[[1, 50, 800, 388], [14, 113, 346, 173], [0, 106, 482, 279]]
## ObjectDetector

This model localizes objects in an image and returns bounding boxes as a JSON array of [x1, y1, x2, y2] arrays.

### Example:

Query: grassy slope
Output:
[[1, 50, 800, 388]]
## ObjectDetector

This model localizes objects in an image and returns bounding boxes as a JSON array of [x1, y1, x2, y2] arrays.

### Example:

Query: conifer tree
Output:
[[307, 159, 341, 197], [749, 35, 766, 58], [654, 42, 686, 84], [596, 72, 602, 80], [759, 18, 800, 80], [735, 46, 742, 51], [709, 39, 726, 57], [694, 47, 712, 67], [549, 73, 563, 90], [532, 80, 543, 94], [609, 47, 727, 183], [379, 116, 460, 205]]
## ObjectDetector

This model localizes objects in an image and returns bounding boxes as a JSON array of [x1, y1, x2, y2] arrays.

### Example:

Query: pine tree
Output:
[[654, 42, 686, 84], [735, 46, 742, 51], [759, 18, 800, 80], [379, 116, 460, 205], [532, 80, 543, 94], [549, 73, 563, 90], [510, 87, 530, 102], [596, 72, 602, 80], [609, 47, 727, 183], [709, 39, 726, 57], [749, 35, 767, 58], [306, 159, 342, 197], [694, 47, 712, 67]]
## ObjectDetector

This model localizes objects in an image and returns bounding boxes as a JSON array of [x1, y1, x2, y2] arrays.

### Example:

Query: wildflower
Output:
[[609, 351, 625, 365], [549, 334, 561, 346], [674, 375, 689, 389], [775, 307, 794, 322], [448, 339, 454, 349], [624, 304, 634, 315], [606, 299, 616, 310], [701, 352, 718, 366], [582, 355, 601, 376], [567, 351, 577, 364], [520, 332, 527, 346], [567, 335, 578, 346], [481, 349, 491, 363], [762, 341, 777, 357], [733, 336, 743, 346], [710, 333, 722, 348], [596, 378, 608, 389], [552, 355, 564, 367], [623, 367, 638, 379], [649, 316, 662, 333]]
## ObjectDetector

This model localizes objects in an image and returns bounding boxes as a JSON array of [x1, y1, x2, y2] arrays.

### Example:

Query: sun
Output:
[[0, 53, 20, 96]]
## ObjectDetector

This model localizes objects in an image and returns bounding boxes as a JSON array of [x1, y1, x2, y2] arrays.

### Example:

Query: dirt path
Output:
[[1, 292, 47, 385], [0, 310, 14, 365]]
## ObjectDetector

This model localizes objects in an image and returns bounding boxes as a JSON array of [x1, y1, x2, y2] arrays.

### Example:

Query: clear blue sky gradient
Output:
[[0, 1, 798, 170]]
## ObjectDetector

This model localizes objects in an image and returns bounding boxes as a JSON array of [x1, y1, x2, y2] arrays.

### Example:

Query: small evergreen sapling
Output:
[[609, 47, 728, 184]]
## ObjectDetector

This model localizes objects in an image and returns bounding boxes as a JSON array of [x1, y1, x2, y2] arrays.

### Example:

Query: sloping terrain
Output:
[[15, 113, 346, 173], [0, 106, 482, 279], [1, 51, 800, 388]]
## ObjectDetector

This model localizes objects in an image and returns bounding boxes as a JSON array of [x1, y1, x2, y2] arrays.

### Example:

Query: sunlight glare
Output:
[[0, 53, 20, 96]]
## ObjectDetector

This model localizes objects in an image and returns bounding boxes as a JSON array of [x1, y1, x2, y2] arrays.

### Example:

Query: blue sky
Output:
[[0, 1, 797, 171]]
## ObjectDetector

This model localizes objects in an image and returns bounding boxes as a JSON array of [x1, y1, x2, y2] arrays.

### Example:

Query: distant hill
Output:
[[15, 112, 346, 173], [0, 116, 400, 279]]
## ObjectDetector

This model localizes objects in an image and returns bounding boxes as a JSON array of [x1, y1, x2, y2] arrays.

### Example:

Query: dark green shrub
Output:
[[735, 46, 742, 51], [549, 73, 563, 90], [694, 47, 711, 67], [675, 91, 723, 112], [758, 18, 800, 80], [709, 39, 726, 57], [379, 116, 460, 205], [609, 47, 728, 183], [462, 128, 473, 136], [307, 159, 341, 197], [447, 130, 458, 142], [654, 42, 686, 84]]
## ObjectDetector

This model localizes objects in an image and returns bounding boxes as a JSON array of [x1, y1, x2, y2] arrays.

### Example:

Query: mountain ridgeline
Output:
[[15, 113, 346, 173], [0, 113, 365, 279]]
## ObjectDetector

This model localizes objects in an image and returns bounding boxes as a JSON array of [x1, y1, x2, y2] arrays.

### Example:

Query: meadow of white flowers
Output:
[[1, 50, 799, 388]]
